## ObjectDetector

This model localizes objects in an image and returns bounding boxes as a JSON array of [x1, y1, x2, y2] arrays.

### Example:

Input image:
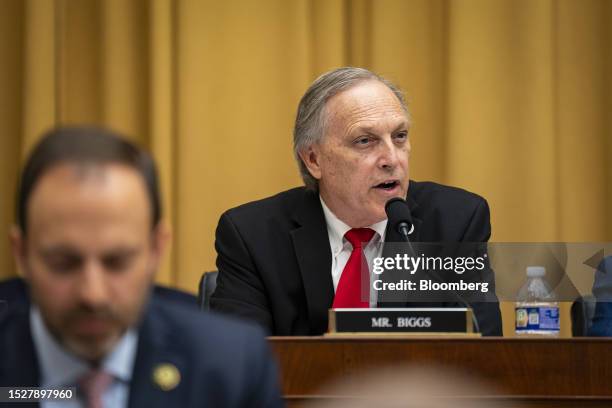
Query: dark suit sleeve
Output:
[[211, 211, 274, 333], [589, 302, 612, 336], [461, 198, 491, 241], [462, 198, 503, 336], [588, 258, 612, 336]]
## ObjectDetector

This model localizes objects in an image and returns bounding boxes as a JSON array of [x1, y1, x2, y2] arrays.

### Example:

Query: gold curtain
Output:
[[1, 0, 611, 309]]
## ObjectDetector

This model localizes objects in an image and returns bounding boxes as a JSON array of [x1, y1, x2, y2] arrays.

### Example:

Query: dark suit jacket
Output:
[[211, 181, 502, 336], [0, 298, 283, 408], [588, 257, 612, 336]]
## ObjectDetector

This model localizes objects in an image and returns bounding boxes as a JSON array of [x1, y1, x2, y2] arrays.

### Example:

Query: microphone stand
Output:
[[396, 224, 481, 334]]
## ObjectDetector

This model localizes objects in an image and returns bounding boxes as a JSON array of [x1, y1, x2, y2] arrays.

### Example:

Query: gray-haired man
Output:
[[211, 67, 502, 336]]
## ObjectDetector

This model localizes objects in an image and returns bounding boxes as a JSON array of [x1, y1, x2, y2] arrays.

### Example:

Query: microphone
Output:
[[383, 197, 482, 334], [384, 197, 414, 242]]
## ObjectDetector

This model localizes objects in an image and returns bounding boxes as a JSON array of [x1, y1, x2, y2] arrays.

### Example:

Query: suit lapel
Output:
[[290, 190, 334, 335], [14, 320, 40, 388], [128, 302, 187, 408]]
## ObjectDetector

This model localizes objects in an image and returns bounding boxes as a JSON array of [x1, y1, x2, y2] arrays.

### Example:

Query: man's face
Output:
[[301, 80, 411, 227], [12, 163, 166, 363]]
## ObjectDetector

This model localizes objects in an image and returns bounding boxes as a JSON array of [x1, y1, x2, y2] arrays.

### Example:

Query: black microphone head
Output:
[[385, 197, 414, 239], [385, 197, 412, 224]]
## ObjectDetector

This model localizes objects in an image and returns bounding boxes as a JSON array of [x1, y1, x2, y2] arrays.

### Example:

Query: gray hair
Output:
[[293, 67, 409, 190]]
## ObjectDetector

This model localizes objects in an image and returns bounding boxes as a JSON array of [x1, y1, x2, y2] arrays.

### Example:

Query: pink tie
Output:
[[333, 228, 376, 308], [78, 370, 113, 408]]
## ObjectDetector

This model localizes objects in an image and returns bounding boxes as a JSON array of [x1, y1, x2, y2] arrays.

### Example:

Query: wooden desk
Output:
[[269, 336, 612, 408]]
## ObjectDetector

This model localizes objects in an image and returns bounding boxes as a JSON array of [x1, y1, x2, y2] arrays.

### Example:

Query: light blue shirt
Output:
[[30, 307, 139, 408]]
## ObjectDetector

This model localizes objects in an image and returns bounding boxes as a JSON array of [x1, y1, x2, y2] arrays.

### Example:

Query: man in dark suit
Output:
[[1, 128, 282, 407], [211, 67, 502, 336]]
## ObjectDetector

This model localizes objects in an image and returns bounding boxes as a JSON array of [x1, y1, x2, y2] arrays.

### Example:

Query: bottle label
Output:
[[515, 306, 560, 332]]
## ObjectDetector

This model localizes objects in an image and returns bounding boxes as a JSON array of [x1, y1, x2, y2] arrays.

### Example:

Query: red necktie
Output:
[[333, 228, 376, 308], [78, 370, 113, 408]]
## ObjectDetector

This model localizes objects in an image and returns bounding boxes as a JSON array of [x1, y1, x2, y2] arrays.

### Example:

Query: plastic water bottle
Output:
[[515, 266, 560, 336]]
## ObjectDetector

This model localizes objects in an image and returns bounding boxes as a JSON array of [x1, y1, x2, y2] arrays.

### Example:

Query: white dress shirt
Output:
[[30, 306, 138, 408], [320, 197, 387, 307]]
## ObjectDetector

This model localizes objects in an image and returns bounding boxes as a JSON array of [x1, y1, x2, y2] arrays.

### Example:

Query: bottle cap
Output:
[[526, 266, 546, 277]]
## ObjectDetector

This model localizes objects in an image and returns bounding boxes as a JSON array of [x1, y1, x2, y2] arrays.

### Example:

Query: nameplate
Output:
[[328, 308, 474, 334]]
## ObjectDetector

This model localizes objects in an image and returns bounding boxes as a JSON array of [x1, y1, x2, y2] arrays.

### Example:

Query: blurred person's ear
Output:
[[9, 225, 27, 278], [150, 220, 171, 275]]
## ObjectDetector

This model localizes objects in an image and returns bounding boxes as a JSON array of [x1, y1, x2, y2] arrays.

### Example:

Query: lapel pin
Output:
[[152, 363, 181, 391]]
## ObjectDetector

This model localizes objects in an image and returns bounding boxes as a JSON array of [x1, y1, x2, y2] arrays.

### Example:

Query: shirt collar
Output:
[[30, 306, 139, 387], [320, 196, 388, 254]]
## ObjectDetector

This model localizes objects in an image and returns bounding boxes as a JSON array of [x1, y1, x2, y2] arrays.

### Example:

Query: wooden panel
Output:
[[284, 396, 612, 408], [270, 336, 612, 407]]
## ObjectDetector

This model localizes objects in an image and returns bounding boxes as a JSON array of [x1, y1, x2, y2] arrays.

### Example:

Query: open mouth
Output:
[[373, 180, 400, 191]]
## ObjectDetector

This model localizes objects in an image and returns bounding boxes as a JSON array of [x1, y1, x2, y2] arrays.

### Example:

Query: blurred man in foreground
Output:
[[211, 67, 501, 336], [0, 128, 282, 408]]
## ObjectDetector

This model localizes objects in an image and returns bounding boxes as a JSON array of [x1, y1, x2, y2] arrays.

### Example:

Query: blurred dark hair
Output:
[[16, 126, 162, 234]]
